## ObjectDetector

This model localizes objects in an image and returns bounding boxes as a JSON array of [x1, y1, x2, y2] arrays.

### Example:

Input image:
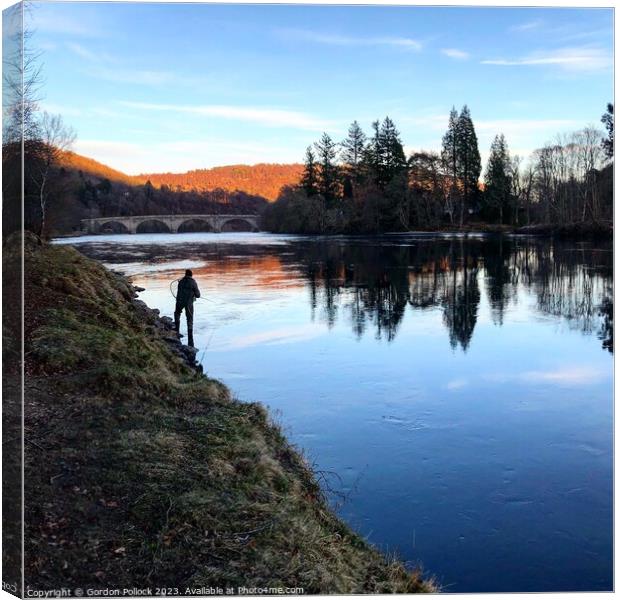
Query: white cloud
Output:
[[441, 48, 470, 60], [482, 46, 612, 72], [118, 101, 334, 131], [277, 28, 422, 51]]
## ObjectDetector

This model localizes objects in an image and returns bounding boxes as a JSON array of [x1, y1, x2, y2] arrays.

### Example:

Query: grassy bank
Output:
[[15, 233, 435, 593]]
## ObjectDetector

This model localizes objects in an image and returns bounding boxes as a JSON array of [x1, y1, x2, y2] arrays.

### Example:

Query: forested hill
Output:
[[140, 163, 303, 201], [49, 152, 301, 235], [59, 151, 143, 186], [58, 152, 303, 200]]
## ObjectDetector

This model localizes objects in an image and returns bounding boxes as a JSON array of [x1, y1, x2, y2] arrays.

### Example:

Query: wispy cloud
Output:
[[64, 41, 202, 87], [510, 19, 544, 32], [65, 41, 116, 64], [482, 46, 611, 72], [277, 28, 422, 51], [441, 48, 470, 60], [91, 67, 188, 86], [118, 101, 334, 131]]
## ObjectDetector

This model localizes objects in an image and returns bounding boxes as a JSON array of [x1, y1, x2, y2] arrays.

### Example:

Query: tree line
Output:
[[262, 105, 613, 234]]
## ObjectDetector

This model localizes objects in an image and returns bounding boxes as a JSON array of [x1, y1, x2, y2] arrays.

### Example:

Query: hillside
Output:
[[58, 151, 143, 186], [58, 152, 303, 201], [48, 153, 303, 235], [140, 163, 304, 201]]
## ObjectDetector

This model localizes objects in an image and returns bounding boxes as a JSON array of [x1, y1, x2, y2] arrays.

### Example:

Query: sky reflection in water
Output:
[[57, 232, 613, 593]]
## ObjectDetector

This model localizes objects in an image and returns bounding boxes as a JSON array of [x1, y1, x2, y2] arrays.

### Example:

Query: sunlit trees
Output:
[[266, 109, 612, 235]]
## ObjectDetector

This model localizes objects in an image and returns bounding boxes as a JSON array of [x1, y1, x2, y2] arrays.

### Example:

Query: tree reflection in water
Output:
[[295, 236, 612, 353]]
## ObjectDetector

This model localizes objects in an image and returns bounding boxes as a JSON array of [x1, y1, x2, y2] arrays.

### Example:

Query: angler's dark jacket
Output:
[[176, 276, 201, 306]]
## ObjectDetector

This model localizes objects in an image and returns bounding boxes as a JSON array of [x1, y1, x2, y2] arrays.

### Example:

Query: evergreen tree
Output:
[[341, 121, 367, 183], [456, 105, 481, 224], [301, 146, 319, 196], [362, 120, 382, 185], [378, 116, 408, 186], [441, 107, 461, 224], [314, 133, 340, 204], [484, 134, 512, 224], [601, 102, 614, 159]]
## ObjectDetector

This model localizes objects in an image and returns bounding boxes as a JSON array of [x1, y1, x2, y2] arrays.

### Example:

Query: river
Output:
[[55, 232, 613, 593]]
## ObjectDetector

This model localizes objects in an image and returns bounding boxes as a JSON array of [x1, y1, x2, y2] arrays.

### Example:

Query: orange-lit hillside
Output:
[[140, 164, 304, 201], [58, 151, 143, 186], [58, 152, 303, 201]]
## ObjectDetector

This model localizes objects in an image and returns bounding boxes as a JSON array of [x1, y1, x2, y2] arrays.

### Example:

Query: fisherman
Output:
[[174, 269, 201, 347]]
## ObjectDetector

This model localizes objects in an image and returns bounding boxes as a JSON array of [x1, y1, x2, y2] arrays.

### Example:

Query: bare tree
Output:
[[30, 112, 76, 236]]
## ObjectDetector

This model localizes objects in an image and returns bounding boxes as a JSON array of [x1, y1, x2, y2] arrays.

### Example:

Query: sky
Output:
[[20, 2, 615, 174]]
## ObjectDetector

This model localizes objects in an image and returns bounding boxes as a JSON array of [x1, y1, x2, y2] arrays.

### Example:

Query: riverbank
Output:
[[14, 232, 435, 594]]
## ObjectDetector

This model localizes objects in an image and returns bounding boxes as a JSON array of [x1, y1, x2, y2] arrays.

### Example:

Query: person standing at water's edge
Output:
[[175, 269, 201, 347]]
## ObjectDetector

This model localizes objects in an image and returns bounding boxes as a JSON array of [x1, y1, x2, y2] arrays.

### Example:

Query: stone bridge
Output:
[[80, 214, 261, 234]]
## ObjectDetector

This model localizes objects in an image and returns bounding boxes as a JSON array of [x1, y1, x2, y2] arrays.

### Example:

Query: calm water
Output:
[[56, 232, 613, 593]]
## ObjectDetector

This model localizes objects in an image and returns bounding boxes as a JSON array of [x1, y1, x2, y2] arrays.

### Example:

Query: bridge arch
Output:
[[135, 219, 171, 234], [98, 220, 130, 234], [220, 217, 257, 232], [177, 218, 214, 233]]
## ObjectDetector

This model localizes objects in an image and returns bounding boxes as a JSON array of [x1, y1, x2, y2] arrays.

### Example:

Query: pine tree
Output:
[[456, 105, 481, 224], [341, 121, 367, 183], [441, 107, 461, 224], [301, 146, 319, 196], [484, 134, 512, 224], [378, 116, 407, 186], [314, 133, 340, 204], [362, 120, 382, 185]]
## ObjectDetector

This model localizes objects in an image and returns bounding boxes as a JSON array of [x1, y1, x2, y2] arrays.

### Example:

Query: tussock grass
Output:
[[17, 233, 436, 593]]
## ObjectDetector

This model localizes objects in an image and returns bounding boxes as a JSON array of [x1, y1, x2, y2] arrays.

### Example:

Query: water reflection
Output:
[[285, 236, 613, 353], [61, 234, 613, 353]]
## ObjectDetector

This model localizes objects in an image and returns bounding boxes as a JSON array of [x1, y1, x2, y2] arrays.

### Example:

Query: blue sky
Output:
[[26, 2, 613, 174]]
